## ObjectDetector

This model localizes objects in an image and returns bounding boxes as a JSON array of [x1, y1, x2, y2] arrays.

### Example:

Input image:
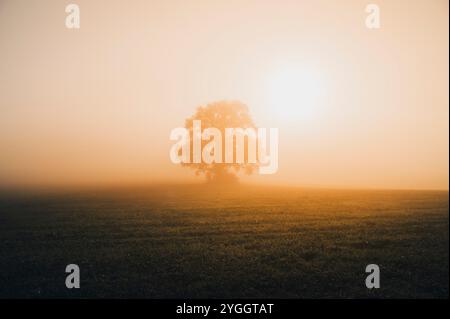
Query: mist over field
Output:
[[1, 184, 448, 298], [0, 0, 448, 301]]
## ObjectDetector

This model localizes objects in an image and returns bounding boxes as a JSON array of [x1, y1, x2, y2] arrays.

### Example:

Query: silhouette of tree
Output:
[[182, 100, 258, 183]]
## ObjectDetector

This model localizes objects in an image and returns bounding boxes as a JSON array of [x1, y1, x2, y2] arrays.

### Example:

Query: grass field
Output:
[[0, 184, 448, 298]]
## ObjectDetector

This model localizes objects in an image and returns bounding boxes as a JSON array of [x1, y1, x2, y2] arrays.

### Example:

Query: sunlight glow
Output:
[[268, 65, 324, 121]]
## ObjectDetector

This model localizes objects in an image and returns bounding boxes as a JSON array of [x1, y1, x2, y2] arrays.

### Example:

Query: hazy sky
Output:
[[0, 0, 448, 190]]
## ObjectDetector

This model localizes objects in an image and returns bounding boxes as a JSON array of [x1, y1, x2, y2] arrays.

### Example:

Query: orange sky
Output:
[[0, 0, 448, 190]]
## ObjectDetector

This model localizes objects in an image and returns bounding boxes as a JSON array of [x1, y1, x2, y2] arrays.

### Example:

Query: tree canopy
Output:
[[182, 101, 258, 183]]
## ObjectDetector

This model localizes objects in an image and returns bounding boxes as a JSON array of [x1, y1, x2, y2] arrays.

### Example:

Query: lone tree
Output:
[[182, 100, 259, 183]]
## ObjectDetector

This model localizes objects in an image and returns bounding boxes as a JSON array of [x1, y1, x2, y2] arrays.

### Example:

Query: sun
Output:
[[268, 65, 324, 121]]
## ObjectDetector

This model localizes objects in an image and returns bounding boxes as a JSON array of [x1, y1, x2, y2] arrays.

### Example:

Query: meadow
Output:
[[0, 184, 448, 298]]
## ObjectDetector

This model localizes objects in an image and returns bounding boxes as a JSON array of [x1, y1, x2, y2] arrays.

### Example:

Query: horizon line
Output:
[[0, 181, 448, 194]]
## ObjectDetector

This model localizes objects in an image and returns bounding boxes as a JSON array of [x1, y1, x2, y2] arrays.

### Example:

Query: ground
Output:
[[0, 184, 448, 298]]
